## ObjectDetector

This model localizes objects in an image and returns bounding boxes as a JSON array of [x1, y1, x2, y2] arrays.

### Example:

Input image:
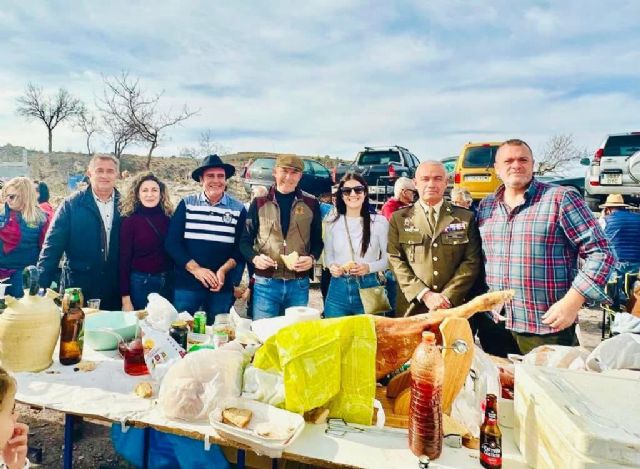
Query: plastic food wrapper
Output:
[[139, 319, 185, 382], [586, 333, 640, 372], [253, 315, 377, 425], [242, 366, 285, 407], [159, 348, 245, 422], [145, 293, 178, 331], [451, 346, 501, 438], [521, 345, 589, 370]]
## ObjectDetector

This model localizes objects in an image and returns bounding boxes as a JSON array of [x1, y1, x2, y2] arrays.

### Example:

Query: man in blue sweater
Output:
[[601, 193, 640, 305], [165, 154, 247, 324]]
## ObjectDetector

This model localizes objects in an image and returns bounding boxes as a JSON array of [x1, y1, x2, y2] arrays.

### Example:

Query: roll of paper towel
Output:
[[284, 306, 321, 322]]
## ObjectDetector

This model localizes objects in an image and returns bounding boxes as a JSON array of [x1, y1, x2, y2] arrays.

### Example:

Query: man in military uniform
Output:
[[388, 161, 481, 316]]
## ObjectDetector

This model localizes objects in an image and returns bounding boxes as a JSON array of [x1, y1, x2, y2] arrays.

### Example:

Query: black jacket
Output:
[[37, 186, 122, 310]]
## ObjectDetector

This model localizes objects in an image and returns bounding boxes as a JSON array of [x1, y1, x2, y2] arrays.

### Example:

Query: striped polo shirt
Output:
[[165, 192, 247, 290]]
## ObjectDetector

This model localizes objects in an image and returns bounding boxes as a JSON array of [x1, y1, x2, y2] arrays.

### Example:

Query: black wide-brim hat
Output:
[[191, 154, 236, 181]]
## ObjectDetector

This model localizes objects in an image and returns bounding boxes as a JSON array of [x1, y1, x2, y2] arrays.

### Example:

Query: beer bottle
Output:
[[59, 288, 85, 366], [480, 393, 502, 469]]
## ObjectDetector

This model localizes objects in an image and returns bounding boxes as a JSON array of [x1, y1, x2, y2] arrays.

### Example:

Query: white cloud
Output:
[[0, 0, 639, 168]]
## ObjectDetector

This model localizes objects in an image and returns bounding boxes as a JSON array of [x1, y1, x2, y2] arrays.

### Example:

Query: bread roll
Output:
[[280, 251, 299, 270]]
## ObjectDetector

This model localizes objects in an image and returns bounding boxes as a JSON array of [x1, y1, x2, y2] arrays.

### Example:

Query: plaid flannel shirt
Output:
[[477, 179, 616, 334]]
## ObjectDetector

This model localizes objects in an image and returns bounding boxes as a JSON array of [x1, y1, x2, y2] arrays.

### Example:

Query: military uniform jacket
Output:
[[388, 201, 481, 314]]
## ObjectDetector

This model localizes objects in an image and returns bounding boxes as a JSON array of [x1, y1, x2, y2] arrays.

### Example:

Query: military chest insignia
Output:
[[444, 222, 467, 233], [295, 205, 305, 215], [403, 217, 419, 232]]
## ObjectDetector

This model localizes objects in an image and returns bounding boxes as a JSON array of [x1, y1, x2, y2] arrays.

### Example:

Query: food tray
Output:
[[210, 397, 305, 457]]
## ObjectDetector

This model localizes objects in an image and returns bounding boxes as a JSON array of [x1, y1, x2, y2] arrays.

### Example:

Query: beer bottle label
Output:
[[480, 439, 502, 467]]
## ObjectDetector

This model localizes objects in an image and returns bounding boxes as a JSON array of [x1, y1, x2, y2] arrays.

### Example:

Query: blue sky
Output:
[[1, 0, 639, 168]]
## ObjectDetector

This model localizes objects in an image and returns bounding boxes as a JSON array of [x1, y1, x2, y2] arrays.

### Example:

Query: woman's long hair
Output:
[[331, 173, 372, 258], [119, 172, 174, 217], [2, 177, 45, 226]]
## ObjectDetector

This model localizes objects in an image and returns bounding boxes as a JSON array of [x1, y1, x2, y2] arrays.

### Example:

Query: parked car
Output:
[[452, 141, 502, 201], [333, 146, 421, 207], [241, 156, 332, 197], [583, 132, 640, 211]]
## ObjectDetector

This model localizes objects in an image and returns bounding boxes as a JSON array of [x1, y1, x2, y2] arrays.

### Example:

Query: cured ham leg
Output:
[[374, 290, 514, 379]]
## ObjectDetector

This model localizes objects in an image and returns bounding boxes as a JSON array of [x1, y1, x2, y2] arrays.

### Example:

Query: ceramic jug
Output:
[[0, 266, 61, 372]]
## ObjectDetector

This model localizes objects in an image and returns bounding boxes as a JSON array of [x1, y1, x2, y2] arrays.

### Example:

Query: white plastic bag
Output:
[[451, 345, 501, 438], [242, 366, 285, 407], [145, 293, 178, 331], [586, 333, 640, 372], [139, 319, 184, 382], [521, 345, 589, 370], [159, 348, 245, 422]]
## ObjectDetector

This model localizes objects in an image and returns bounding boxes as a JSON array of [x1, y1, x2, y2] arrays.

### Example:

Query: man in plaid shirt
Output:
[[477, 139, 615, 354]]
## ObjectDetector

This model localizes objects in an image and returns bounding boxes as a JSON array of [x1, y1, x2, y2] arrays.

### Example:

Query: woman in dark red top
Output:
[[119, 173, 174, 310]]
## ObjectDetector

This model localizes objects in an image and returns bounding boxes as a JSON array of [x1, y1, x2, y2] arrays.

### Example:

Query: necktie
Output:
[[427, 206, 437, 236]]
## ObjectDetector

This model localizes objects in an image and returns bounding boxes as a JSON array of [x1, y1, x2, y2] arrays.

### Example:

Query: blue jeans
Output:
[[324, 272, 382, 318], [130, 271, 173, 310], [173, 288, 234, 325], [252, 276, 309, 320]]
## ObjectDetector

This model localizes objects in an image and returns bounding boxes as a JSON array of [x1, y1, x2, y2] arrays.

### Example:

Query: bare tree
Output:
[[75, 108, 101, 155], [98, 72, 197, 168], [536, 134, 587, 175], [199, 129, 230, 156], [15, 83, 84, 153]]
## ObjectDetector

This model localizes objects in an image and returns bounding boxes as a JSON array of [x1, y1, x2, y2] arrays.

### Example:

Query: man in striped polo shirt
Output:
[[166, 154, 247, 324]]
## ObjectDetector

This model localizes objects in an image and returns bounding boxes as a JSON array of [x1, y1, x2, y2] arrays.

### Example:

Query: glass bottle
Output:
[[480, 394, 502, 469], [408, 331, 443, 459], [59, 288, 85, 366]]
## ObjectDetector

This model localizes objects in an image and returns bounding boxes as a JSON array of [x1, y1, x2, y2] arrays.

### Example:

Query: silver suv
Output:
[[583, 132, 640, 211]]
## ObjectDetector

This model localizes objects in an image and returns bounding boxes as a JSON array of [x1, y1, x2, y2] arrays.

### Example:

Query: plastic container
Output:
[[408, 331, 444, 459]]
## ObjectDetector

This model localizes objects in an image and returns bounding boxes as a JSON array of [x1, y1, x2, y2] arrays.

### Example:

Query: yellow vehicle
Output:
[[453, 141, 502, 201]]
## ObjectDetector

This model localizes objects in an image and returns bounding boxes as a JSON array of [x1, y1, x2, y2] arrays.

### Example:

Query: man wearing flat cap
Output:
[[600, 193, 640, 305], [240, 155, 323, 319], [165, 154, 247, 324]]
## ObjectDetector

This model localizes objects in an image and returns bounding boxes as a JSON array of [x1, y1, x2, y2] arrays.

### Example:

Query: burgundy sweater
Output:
[[119, 205, 172, 295]]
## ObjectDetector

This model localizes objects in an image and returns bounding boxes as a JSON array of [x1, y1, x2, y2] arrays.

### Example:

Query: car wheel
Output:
[[584, 194, 603, 212]]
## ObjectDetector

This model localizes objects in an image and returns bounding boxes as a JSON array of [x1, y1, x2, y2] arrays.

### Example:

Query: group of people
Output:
[[1, 139, 638, 352]]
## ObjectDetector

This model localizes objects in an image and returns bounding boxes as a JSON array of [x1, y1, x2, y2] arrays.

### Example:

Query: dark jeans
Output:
[[469, 312, 520, 358], [130, 270, 173, 310], [173, 287, 235, 325], [511, 324, 578, 355]]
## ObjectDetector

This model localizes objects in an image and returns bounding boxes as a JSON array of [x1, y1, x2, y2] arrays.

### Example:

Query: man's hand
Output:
[[211, 268, 227, 292], [293, 255, 313, 272], [253, 254, 277, 270], [329, 263, 344, 277], [542, 289, 585, 330], [191, 266, 219, 290], [422, 291, 451, 311], [121, 296, 134, 312], [3, 422, 28, 469], [348, 263, 370, 276]]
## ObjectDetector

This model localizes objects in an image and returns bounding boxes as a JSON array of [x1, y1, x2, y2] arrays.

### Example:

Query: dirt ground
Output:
[[16, 286, 607, 468]]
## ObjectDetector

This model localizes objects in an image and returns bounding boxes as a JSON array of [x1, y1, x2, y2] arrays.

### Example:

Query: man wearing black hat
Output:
[[165, 154, 247, 324], [240, 155, 323, 319]]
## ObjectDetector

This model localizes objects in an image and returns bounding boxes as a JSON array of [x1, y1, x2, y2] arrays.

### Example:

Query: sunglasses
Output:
[[340, 186, 366, 195], [6, 194, 18, 201]]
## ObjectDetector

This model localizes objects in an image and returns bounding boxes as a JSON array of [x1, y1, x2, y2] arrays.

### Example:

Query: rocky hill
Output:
[[0, 144, 344, 206]]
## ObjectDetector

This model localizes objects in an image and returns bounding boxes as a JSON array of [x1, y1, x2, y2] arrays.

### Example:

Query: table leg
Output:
[[237, 449, 245, 469], [63, 414, 74, 469], [272, 458, 279, 469]]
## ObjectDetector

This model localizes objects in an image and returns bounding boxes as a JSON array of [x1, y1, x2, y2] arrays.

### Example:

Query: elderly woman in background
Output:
[[0, 177, 50, 298], [451, 187, 473, 210], [119, 173, 174, 311], [324, 174, 390, 317], [381, 177, 417, 220]]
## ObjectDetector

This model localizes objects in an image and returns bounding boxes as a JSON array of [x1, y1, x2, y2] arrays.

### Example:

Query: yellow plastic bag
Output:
[[253, 315, 377, 425]]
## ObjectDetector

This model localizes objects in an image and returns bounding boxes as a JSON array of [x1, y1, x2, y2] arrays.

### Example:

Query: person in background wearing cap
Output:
[[381, 177, 417, 221], [240, 155, 323, 319], [165, 154, 247, 325], [601, 193, 640, 306]]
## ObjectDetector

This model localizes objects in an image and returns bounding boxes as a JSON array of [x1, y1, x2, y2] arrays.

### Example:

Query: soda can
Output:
[[193, 311, 207, 334]]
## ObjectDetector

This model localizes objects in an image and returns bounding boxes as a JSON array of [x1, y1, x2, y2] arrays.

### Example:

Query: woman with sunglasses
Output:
[[324, 174, 390, 317], [0, 177, 50, 298]]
